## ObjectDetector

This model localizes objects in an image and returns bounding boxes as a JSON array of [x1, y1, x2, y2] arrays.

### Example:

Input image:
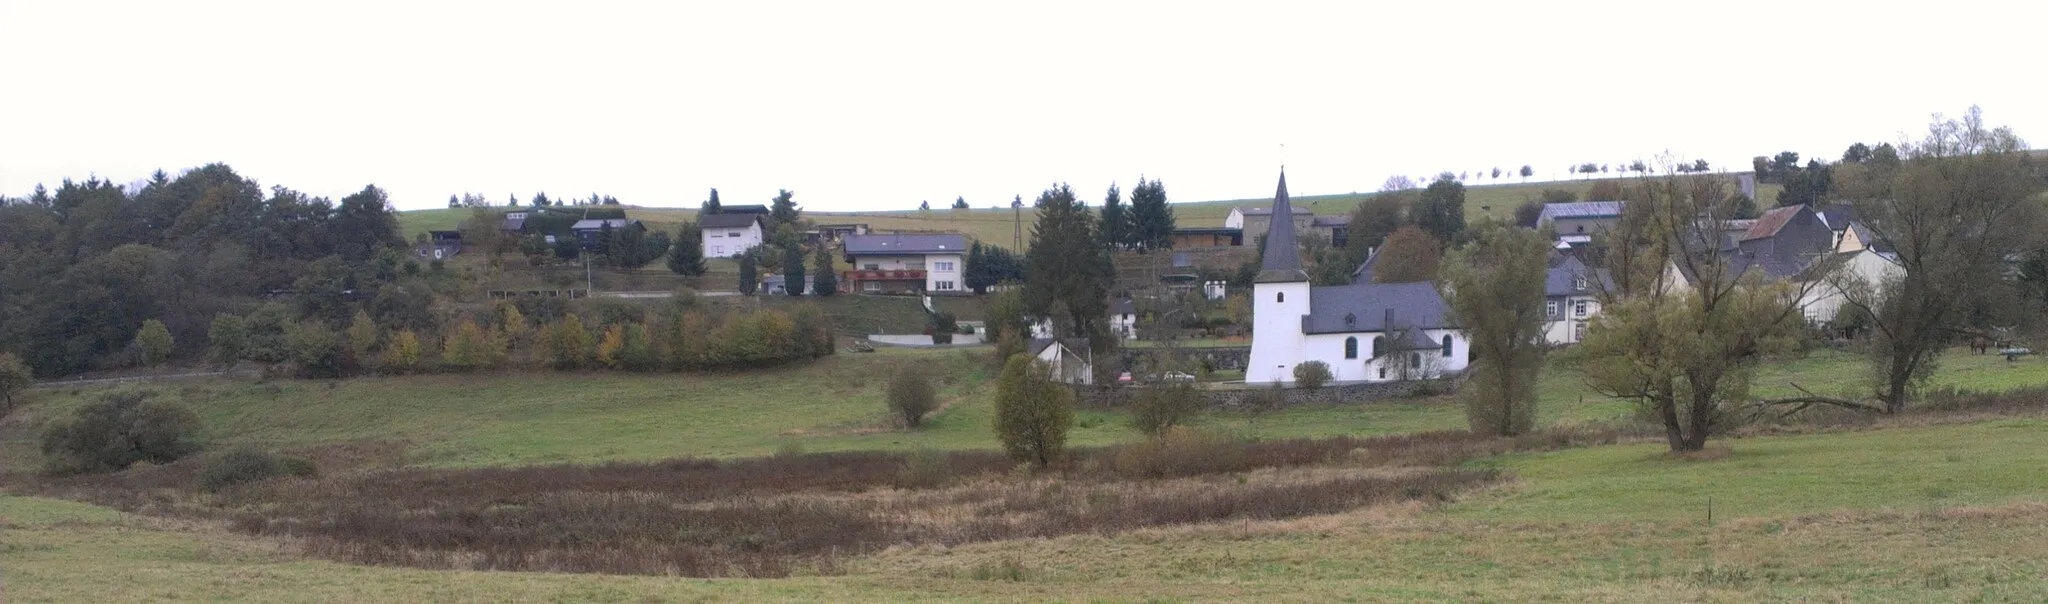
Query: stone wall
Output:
[[1118, 346, 1251, 372], [1071, 379, 1453, 410]]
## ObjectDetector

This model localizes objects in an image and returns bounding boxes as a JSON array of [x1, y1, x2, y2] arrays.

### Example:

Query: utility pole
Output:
[[1012, 194, 1023, 251]]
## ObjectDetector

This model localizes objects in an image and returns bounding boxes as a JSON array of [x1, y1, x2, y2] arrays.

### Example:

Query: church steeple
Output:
[[1255, 169, 1308, 282]]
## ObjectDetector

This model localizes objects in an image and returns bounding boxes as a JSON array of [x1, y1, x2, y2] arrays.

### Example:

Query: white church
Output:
[[1246, 171, 1470, 385]]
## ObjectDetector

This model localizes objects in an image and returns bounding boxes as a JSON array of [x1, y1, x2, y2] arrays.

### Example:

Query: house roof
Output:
[[699, 213, 763, 229], [720, 204, 771, 214], [1537, 201, 1625, 222], [1027, 337, 1089, 358], [1349, 246, 1381, 284], [571, 218, 632, 231], [1255, 171, 1309, 282], [1742, 205, 1809, 241], [1545, 256, 1613, 296], [1237, 204, 1313, 216], [1300, 281, 1453, 335], [501, 216, 526, 231], [1110, 298, 1136, 315], [1311, 215, 1351, 227], [843, 233, 968, 255], [1816, 204, 1858, 230]]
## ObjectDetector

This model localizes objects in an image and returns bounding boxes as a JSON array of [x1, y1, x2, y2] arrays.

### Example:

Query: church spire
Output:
[[1255, 169, 1308, 282]]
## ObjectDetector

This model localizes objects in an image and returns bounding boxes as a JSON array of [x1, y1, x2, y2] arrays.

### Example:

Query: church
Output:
[[1245, 171, 1470, 385]]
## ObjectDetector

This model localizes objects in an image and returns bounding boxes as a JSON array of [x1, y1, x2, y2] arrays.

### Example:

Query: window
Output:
[[934, 281, 956, 291], [1573, 300, 1589, 318], [1277, 292, 1285, 303], [863, 281, 881, 292], [1371, 336, 1384, 359], [712, 245, 724, 255], [728, 230, 742, 238], [1344, 337, 1358, 359], [1410, 352, 1421, 368], [1378, 365, 1386, 379], [1442, 335, 1453, 357], [1546, 300, 1559, 318], [1573, 276, 1588, 291], [1573, 321, 1586, 341], [863, 263, 880, 270], [934, 261, 955, 271]]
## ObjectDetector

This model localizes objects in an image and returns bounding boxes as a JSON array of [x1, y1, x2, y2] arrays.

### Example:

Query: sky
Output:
[[4, 1, 2045, 212]]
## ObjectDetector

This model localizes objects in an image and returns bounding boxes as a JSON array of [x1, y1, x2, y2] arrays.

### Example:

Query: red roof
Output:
[[1743, 205, 1805, 241]]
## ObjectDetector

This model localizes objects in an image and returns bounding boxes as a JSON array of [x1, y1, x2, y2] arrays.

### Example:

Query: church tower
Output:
[[1246, 170, 1312, 384]]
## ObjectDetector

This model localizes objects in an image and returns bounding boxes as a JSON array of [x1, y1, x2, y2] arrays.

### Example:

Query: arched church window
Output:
[[1277, 292, 1285, 303], [1371, 336, 1384, 359], [1442, 335, 1453, 357], [1344, 337, 1358, 359]]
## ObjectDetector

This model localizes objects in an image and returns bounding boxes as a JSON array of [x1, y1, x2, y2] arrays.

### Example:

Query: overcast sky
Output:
[[4, 1, 2043, 211]]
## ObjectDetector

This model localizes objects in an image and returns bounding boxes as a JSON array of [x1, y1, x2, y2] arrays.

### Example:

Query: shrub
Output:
[[538, 314, 592, 370], [196, 446, 319, 492], [1128, 381, 1205, 435], [345, 310, 379, 363], [286, 322, 346, 378], [619, 323, 658, 371], [991, 327, 1025, 370], [382, 329, 423, 373], [1111, 427, 1246, 479], [39, 392, 201, 474], [0, 352, 29, 413], [136, 319, 174, 367], [207, 313, 248, 365], [595, 325, 626, 369], [993, 354, 1074, 467], [887, 365, 940, 428], [440, 320, 495, 372], [1293, 361, 1332, 389], [897, 448, 952, 488], [930, 312, 957, 345]]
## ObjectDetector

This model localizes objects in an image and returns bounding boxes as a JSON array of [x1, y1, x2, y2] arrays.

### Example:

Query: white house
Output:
[[699, 213, 765, 258], [1029, 338, 1094, 385], [1801, 247, 1902, 323], [1030, 298, 1140, 341], [841, 233, 968, 294], [1543, 255, 1611, 345], [1247, 171, 1469, 385]]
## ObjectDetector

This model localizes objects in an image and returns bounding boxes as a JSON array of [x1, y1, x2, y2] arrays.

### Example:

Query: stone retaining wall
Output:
[[1071, 378, 1453, 410]]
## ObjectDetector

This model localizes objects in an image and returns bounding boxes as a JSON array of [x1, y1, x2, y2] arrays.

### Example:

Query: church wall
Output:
[[1245, 280, 1311, 384]]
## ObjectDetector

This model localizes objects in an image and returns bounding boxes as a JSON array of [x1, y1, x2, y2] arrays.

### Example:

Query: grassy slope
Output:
[[9, 417, 2048, 601]]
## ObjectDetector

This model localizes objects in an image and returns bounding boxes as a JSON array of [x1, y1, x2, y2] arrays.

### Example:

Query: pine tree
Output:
[[668, 221, 707, 276], [1129, 178, 1174, 251], [702, 188, 722, 214], [769, 189, 800, 230], [1099, 183, 1129, 251], [1023, 184, 1113, 347], [738, 249, 759, 295], [952, 196, 969, 209], [783, 244, 807, 296], [811, 245, 838, 296]]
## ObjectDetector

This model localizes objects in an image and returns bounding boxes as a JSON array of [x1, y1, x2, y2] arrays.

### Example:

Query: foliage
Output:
[[1834, 107, 2044, 412], [1024, 183, 1113, 347], [134, 319, 177, 368], [286, 322, 346, 378], [1127, 381, 1203, 435], [929, 311, 957, 344], [0, 351, 29, 412], [811, 245, 837, 296], [38, 392, 201, 474], [1442, 222, 1551, 436], [1344, 192, 1406, 262], [196, 446, 317, 492], [1127, 177, 1175, 252], [993, 354, 1075, 467], [769, 189, 801, 231], [1372, 225, 1443, 283], [668, 220, 708, 276], [1099, 183, 1130, 250], [886, 365, 940, 428], [1292, 360, 1333, 389], [701, 188, 721, 214], [345, 310, 379, 363], [964, 241, 1025, 294], [738, 247, 759, 295], [1512, 200, 1546, 228], [782, 243, 806, 296], [1585, 179, 1624, 201], [1411, 174, 1467, 244], [594, 325, 626, 369], [984, 289, 1033, 342], [439, 320, 496, 372], [382, 329, 423, 373], [991, 327, 1026, 370], [206, 313, 248, 365]]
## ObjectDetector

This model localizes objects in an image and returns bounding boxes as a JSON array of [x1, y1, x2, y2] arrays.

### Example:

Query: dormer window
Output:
[[1573, 276, 1588, 291], [1344, 313, 1356, 327]]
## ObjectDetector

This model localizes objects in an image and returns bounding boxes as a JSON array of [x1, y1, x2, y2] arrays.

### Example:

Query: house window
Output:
[[1546, 300, 1559, 318], [1410, 352, 1421, 368], [1344, 337, 1358, 359], [863, 281, 881, 292], [934, 281, 956, 291], [728, 231, 742, 238], [1573, 276, 1588, 291], [1277, 292, 1285, 303], [934, 261, 955, 271], [1371, 336, 1384, 359], [1573, 300, 1589, 318], [712, 246, 724, 255], [1574, 321, 1587, 341], [1378, 365, 1386, 379], [1442, 335, 1453, 357]]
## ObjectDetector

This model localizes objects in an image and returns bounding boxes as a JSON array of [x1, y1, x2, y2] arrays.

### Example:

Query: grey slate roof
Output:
[[1817, 204, 1858, 230], [719, 204, 771, 214], [1537, 201, 1625, 222], [571, 218, 632, 231], [1545, 256, 1613, 296], [1300, 281, 1453, 335], [1311, 215, 1351, 227], [1027, 337, 1090, 357], [1110, 298, 1136, 315], [699, 213, 763, 229], [843, 233, 968, 255], [1255, 171, 1309, 282]]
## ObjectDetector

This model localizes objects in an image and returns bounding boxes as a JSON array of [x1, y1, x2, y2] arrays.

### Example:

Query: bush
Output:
[[887, 366, 940, 428], [0, 352, 30, 413], [1293, 361, 1333, 389], [207, 313, 248, 365], [930, 312, 957, 345], [196, 446, 318, 492], [896, 448, 952, 488], [1127, 381, 1204, 436], [136, 319, 174, 367], [381, 329, 423, 373], [285, 322, 346, 378], [1111, 427, 1247, 479], [993, 354, 1074, 467], [40, 392, 201, 474]]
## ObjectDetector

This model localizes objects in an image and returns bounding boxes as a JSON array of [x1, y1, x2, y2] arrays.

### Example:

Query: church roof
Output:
[[1300, 281, 1454, 335], [1255, 170, 1309, 282]]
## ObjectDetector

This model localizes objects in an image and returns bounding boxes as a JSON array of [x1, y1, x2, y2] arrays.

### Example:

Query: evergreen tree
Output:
[[738, 248, 759, 295], [532, 192, 551, 207], [952, 196, 969, 210], [1099, 183, 1129, 250], [1128, 178, 1175, 251], [702, 188, 722, 215], [783, 244, 806, 296], [1023, 183, 1113, 347], [668, 221, 708, 276], [812, 245, 838, 296], [594, 221, 614, 258], [769, 189, 800, 230]]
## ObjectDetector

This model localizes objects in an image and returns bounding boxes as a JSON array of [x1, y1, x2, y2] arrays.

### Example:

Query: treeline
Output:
[[212, 296, 834, 378], [0, 164, 410, 376]]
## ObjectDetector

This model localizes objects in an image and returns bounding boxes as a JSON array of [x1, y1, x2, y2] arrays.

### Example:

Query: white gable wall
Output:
[[1301, 330, 1468, 383], [703, 222, 763, 258], [1245, 280, 1312, 384]]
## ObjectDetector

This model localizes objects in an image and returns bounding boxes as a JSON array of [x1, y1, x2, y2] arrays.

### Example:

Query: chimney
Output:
[[1384, 308, 1395, 332]]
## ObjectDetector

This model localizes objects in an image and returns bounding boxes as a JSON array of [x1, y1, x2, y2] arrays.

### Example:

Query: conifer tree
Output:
[[668, 221, 707, 276], [702, 188, 722, 214], [811, 246, 838, 296]]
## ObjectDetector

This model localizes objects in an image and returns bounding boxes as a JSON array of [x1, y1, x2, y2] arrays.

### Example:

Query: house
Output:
[[817, 223, 871, 241], [1247, 170, 1469, 385], [418, 230, 463, 260], [1535, 201, 1625, 240], [1800, 247, 1903, 323], [1032, 298, 1140, 341], [1665, 204, 1882, 323], [762, 274, 817, 296], [699, 213, 766, 258], [570, 219, 644, 249], [500, 212, 528, 234], [1029, 338, 1094, 385], [1735, 204, 1836, 282], [1169, 227, 1243, 248], [1542, 255, 1612, 345], [1226, 203, 1313, 243], [718, 204, 771, 215], [841, 233, 968, 294]]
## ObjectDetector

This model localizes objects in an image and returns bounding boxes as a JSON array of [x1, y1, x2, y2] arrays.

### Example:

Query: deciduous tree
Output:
[[1442, 222, 1551, 436], [993, 354, 1074, 467], [1410, 174, 1466, 244], [136, 319, 174, 367], [1371, 226, 1442, 283]]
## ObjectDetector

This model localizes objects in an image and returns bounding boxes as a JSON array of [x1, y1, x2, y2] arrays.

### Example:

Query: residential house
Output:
[[817, 223, 871, 241], [1312, 215, 1352, 248], [1535, 201, 1626, 241], [570, 219, 645, 250], [1248, 170, 1469, 385], [1169, 227, 1243, 248], [762, 274, 817, 296], [841, 233, 968, 294], [418, 230, 463, 260], [1033, 298, 1140, 341], [699, 213, 766, 258], [1666, 204, 1886, 324], [1542, 255, 1611, 345], [1029, 338, 1094, 385], [718, 204, 771, 215], [1226, 203, 1313, 243], [500, 212, 528, 234]]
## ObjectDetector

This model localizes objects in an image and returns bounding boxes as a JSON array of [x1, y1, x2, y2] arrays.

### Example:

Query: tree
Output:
[[382, 329, 422, 373], [1692, 159, 1710, 173], [1519, 165, 1534, 180], [1835, 107, 2044, 412], [738, 248, 759, 296], [1023, 184, 1113, 347], [992, 354, 1074, 468], [702, 188, 722, 215], [1099, 183, 1130, 250], [887, 365, 939, 428], [39, 392, 201, 474], [0, 352, 29, 412], [1343, 193, 1405, 263], [1573, 173, 1814, 452], [538, 314, 592, 369], [812, 245, 838, 296], [1371, 226, 1442, 283], [966, 242, 1025, 294], [346, 310, 379, 363], [919, 200, 930, 211], [1411, 174, 1466, 244], [1127, 381, 1202, 436], [1777, 159, 1833, 207], [1292, 360, 1332, 389], [136, 319, 173, 367], [1586, 179, 1624, 201], [440, 320, 494, 372], [1491, 167, 1503, 180], [207, 313, 248, 365], [594, 325, 625, 369], [668, 221, 708, 276], [1513, 200, 1546, 228], [1128, 178, 1175, 252], [769, 189, 800, 230], [1441, 223, 1550, 436], [553, 234, 581, 261], [952, 196, 969, 210], [782, 243, 806, 296]]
